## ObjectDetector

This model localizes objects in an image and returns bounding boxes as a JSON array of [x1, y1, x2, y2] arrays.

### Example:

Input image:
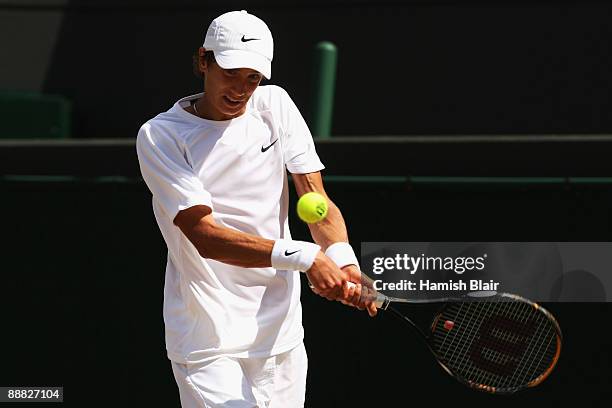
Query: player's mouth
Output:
[[223, 95, 244, 109]]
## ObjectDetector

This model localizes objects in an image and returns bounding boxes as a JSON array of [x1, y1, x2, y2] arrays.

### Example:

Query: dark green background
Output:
[[1, 178, 610, 406]]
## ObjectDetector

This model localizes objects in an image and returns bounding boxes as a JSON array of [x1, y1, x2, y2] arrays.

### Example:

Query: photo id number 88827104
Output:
[[1, 387, 63, 402]]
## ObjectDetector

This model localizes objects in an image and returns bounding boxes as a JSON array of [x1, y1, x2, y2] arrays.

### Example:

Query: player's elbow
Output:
[[187, 219, 222, 259], [174, 205, 218, 258]]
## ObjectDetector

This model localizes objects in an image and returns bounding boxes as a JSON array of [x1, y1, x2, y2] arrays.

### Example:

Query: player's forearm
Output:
[[176, 205, 321, 271], [189, 221, 275, 268], [307, 199, 349, 250]]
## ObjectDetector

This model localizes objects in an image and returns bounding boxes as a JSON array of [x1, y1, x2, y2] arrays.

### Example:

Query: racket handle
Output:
[[376, 294, 391, 310], [308, 280, 390, 310], [344, 281, 390, 310]]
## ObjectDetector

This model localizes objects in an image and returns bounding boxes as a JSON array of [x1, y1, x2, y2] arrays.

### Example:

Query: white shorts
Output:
[[170, 343, 308, 408]]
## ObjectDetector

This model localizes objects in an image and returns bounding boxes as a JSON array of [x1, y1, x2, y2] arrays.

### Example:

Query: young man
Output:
[[136, 10, 376, 408]]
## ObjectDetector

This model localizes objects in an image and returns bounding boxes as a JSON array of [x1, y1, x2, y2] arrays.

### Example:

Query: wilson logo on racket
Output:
[[469, 315, 537, 376]]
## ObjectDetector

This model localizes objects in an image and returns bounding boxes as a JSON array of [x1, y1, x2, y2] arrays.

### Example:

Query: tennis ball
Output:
[[297, 192, 328, 223]]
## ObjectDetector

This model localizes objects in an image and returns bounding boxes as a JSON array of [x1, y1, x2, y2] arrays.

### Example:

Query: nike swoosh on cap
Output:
[[241, 35, 260, 42]]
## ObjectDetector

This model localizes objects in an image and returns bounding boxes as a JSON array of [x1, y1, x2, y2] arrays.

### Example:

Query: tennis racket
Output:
[[344, 282, 562, 394]]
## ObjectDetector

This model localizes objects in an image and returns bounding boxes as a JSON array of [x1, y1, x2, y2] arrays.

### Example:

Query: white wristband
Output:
[[271, 239, 321, 272], [325, 242, 359, 269]]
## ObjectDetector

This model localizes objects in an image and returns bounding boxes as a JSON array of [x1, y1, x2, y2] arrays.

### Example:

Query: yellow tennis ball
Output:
[[297, 192, 328, 223]]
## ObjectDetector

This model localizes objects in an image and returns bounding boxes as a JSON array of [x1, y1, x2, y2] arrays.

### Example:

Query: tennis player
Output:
[[136, 10, 375, 408]]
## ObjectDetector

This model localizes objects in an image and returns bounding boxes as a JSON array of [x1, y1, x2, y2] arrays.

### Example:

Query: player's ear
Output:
[[192, 48, 203, 79], [199, 47, 209, 73]]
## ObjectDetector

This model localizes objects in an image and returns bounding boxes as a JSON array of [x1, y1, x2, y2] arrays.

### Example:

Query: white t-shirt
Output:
[[136, 85, 325, 364]]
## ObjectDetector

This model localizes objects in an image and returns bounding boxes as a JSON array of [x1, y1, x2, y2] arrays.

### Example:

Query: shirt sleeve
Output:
[[277, 88, 325, 174], [136, 122, 213, 222]]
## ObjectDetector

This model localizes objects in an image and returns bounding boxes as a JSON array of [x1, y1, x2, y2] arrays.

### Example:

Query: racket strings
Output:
[[469, 302, 553, 388], [498, 302, 559, 388], [453, 301, 555, 389], [509, 312, 557, 387], [451, 301, 521, 384], [434, 301, 515, 388], [477, 300, 541, 389], [453, 300, 516, 385], [474, 301, 536, 384], [431, 297, 560, 392]]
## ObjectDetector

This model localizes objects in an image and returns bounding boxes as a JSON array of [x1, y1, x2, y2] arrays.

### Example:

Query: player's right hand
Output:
[[306, 252, 349, 301], [338, 266, 378, 317]]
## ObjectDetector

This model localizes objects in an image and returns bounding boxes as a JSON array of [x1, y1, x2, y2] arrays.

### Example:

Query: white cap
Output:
[[203, 10, 274, 79]]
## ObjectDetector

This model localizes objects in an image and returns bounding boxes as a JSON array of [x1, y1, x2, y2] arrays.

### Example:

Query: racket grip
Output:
[[308, 280, 390, 309], [344, 282, 390, 310]]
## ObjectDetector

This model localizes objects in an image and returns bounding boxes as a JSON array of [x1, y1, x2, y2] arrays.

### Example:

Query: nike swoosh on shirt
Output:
[[285, 250, 301, 256], [261, 139, 278, 152]]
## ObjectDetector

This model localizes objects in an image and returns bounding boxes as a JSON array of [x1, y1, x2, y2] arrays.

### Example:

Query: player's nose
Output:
[[231, 79, 250, 97]]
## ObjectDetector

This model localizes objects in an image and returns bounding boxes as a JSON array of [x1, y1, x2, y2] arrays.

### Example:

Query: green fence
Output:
[[0, 91, 71, 138]]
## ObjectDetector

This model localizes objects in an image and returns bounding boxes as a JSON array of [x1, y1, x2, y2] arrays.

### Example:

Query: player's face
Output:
[[203, 60, 263, 120]]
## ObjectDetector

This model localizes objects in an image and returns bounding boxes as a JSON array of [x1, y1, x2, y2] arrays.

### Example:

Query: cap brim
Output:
[[214, 50, 271, 79]]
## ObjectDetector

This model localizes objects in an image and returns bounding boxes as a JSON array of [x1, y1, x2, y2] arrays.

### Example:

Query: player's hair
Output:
[[192, 50, 216, 79]]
